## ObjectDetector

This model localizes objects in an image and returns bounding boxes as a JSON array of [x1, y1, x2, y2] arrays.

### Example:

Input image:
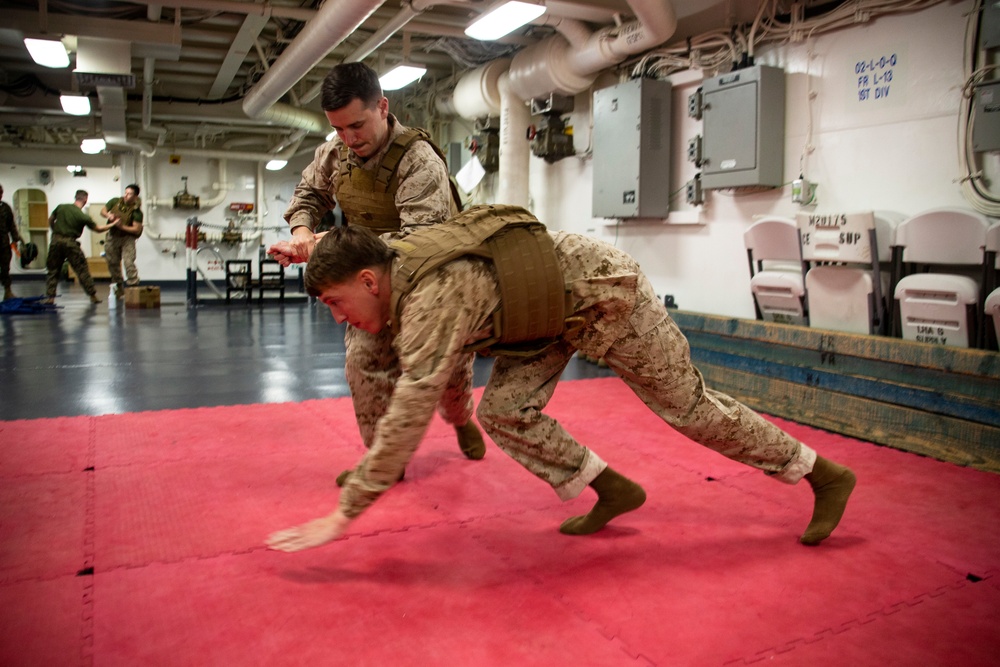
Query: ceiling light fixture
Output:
[[24, 38, 70, 68], [465, 1, 546, 41], [379, 64, 427, 91], [265, 159, 288, 171], [80, 138, 106, 154], [60, 94, 91, 116]]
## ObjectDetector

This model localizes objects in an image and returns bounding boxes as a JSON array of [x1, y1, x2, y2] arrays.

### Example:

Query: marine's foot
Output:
[[455, 420, 486, 460], [800, 456, 856, 546], [559, 466, 646, 535]]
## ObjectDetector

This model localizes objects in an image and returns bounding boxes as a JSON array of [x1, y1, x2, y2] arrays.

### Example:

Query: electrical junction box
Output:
[[701, 65, 785, 189], [973, 80, 1000, 152], [982, 0, 1000, 49], [592, 77, 672, 218]]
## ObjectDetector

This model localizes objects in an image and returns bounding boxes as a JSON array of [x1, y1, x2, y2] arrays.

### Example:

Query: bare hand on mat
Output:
[[266, 510, 351, 552]]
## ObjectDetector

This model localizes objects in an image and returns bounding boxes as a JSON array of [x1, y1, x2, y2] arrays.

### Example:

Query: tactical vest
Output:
[[335, 127, 462, 234], [108, 197, 142, 237], [388, 204, 580, 356]]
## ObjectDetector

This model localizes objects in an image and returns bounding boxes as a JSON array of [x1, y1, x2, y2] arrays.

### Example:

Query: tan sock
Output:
[[560, 466, 646, 535], [455, 421, 486, 460], [800, 456, 856, 545]]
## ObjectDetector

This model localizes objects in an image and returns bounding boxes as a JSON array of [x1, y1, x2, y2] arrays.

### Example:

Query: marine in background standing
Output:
[[101, 183, 143, 299], [45, 189, 117, 304], [0, 184, 23, 301]]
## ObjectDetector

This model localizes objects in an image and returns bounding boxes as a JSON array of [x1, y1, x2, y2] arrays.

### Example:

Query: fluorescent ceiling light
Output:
[[379, 64, 427, 91], [80, 138, 106, 154], [465, 1, 546, 41], [66, 165, 82, 172], [60, 94, 91, 116], [24, 38, 70, 68], [265, 159, 288, 171]]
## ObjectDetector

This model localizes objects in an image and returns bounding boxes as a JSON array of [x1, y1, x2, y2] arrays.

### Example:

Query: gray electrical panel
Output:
[[973, 81, 1000, 152], [592, 78, 672, 218], [701, 65, 785, 189]]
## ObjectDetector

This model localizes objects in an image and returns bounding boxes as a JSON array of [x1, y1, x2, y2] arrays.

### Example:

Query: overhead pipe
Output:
[[507, 0, 678, 100], [299, 0, 471, 106], [242, 0, 386, 119]]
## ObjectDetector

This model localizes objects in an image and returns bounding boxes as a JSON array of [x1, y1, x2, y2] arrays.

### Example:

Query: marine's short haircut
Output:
[[320, 62, 383, 112], [304, 226, 394, 296]]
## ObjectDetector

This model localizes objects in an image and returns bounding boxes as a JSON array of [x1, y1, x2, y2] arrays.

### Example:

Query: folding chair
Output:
[[743, 216, 808, 325], [795, 211, 900, 335], [890, 208, 989, 348], [984, 287, 1000, 351]]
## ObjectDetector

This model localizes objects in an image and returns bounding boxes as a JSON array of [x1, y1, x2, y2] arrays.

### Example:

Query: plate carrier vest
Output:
[[336, 127, 462, 234], [388, 204, 581, 356], [107, 196, 142, 237]]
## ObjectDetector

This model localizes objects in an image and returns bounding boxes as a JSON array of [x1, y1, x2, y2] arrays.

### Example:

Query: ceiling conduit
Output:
[[507, 0, 677, 100], [299, 0, 471, 106], [242, 0, 386, 120]]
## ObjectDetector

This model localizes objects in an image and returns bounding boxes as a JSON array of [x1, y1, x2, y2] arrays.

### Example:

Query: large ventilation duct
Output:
[[242, 0, 386, 119], [508, 0, 678, 100], [452, 59, 510, 120]]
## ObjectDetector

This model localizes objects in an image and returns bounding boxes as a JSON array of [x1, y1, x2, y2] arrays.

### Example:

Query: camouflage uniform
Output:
[[338, 231, 816, 519], [284, 115, 474, 448], [1, 200, 21, 295], [103, 196, 143, 291], [46, 204, 101, 299]]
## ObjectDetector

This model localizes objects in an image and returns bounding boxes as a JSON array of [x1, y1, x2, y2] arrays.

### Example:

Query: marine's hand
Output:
[[266, 240, 305, 267], [266, 510, 351, 552]]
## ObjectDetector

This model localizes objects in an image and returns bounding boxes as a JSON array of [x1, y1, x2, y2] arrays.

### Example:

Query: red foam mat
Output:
[[0, 377, 998, 666]]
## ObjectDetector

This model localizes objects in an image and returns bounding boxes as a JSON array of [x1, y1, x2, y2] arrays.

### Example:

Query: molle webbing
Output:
[[389, 204, 567, 352], [336, 128, 462, 234], [110, 198, 140, 224]]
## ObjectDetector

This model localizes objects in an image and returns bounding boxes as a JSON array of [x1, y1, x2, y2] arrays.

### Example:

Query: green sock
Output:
[[560, 466, 646, 535], [800, 456, 856, 545], [455, 421, 486, 460]]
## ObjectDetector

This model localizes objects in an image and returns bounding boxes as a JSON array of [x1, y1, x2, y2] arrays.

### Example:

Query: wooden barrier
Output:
[[669, 311, 1000, 473]]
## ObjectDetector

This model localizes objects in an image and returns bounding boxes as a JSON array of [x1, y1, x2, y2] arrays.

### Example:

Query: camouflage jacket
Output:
[[339, 231, 648, 518], [283, 115, 455, 235]]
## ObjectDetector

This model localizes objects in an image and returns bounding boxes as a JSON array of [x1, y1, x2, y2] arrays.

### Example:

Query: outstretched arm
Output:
[[93, 220, 119, 233]]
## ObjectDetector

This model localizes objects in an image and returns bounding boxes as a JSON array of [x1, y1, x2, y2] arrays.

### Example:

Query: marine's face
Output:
[[317, 269, 389, 334], [123, 188, 138, 203], [325, 97, 390, 159]]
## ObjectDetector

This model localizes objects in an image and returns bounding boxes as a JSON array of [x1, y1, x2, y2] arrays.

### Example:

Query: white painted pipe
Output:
[[508, 0, 677, 100], [497, 72, 530, 208], [242, 0, 386, 119], [452, 59, 511, 120]]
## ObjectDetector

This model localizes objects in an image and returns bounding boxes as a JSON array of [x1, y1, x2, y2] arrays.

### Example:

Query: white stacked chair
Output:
[[743, 217, 807, 325], [796, 211, 901, 335], [890, 208, 990, 348], [983, 222, 1000, 349]]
